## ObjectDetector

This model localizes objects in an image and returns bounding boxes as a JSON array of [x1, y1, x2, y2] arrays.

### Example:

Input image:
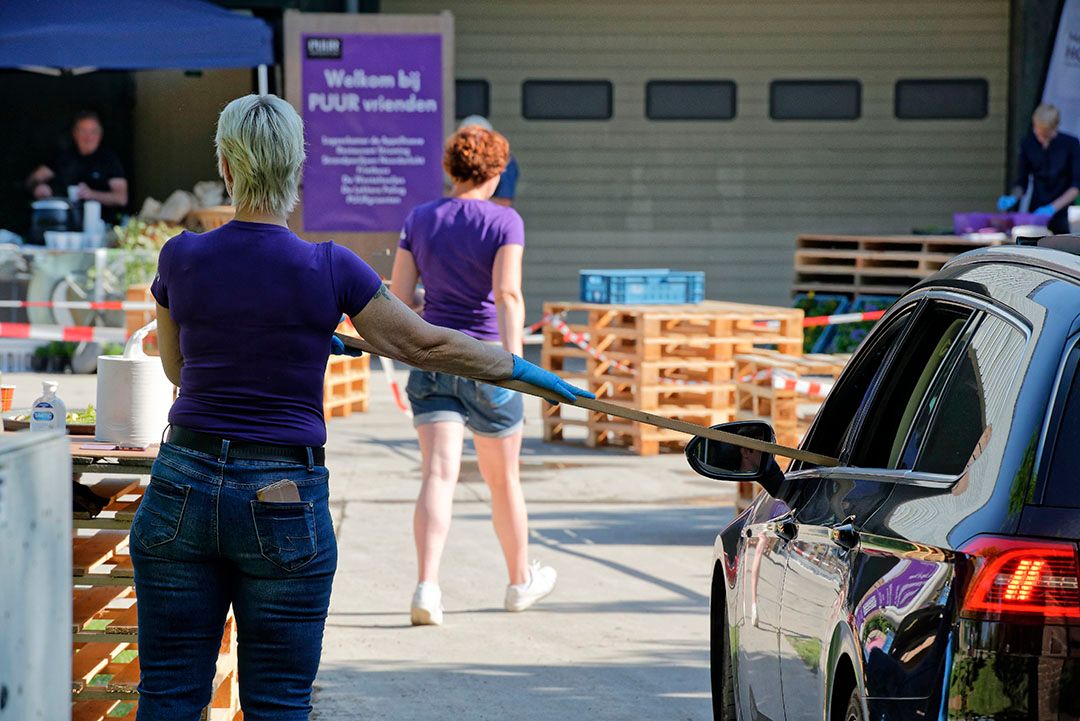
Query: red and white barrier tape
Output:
[[0, 299, 156, 311], [802, 309, 885, 328], [753, 309, 886, 329], [526, 314, 552, 334], [0, 322, 127, 343], [378, 355, 412, 417], [738, 368, 833, 398]]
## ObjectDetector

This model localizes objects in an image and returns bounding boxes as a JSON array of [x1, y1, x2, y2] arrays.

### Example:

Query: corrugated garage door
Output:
[[382, 0, 1010, 312]]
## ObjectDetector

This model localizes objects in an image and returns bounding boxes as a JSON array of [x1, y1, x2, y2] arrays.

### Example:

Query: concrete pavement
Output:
[[319, 368, 732, 720], [13, 365, 735, 720]]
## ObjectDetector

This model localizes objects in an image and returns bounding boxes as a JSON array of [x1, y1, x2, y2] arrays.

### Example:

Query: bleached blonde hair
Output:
[[215, 94, 305, 217], [1033, 103, 1061, 130]]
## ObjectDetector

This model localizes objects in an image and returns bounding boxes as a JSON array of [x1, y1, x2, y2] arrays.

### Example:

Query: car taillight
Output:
[[959, 536, 1080, 622]]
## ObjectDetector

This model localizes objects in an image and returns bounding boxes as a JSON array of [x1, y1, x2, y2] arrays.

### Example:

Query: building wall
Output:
[[133, 70, 252, 206], [382, 0, 1010, 311]]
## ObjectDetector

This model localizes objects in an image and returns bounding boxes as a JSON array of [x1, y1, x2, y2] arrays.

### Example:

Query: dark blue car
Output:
[[688, 239, 1080, 721]]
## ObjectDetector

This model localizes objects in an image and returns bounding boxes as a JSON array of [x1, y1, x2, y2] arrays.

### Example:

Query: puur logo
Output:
[[306, 37, 342, 60]]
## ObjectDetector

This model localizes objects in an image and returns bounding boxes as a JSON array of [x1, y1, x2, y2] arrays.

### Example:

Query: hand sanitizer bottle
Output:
[[29, 380, 66, 432]]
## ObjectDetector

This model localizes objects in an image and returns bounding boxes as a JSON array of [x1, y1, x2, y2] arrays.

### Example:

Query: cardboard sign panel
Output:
[[284, 11, 454, 277], [301, 32, 444, 233]]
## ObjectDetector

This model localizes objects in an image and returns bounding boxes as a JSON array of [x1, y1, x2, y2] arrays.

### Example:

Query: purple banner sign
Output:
[[301, 33, 443, 232]]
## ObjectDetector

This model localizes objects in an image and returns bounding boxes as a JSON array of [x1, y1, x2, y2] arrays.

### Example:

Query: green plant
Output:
[[110, 219, 183, 286], [44, 341, 76, 360], [794, 292, 848, 353]]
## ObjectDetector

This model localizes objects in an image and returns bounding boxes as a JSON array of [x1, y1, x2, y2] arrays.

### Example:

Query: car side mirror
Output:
[[685, 420, 778, 483]]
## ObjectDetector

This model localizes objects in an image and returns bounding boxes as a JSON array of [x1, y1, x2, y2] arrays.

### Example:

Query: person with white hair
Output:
[[998, 103, 1080, 234], [458, 114, 520, 206], [130, 94, 591, 720]]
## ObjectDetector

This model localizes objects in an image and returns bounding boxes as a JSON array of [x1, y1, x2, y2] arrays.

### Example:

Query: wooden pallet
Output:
[[125, 284, 158, 355], [70, 462, 242, 721], [324, 321, 371, 420], [792, 234, 1005, 297], [541, 300, 803, 455], [587, 407, 737, 456], [73, 530, 130, 577], [734, 350, 850, 451], [71, 617, 241, 718]]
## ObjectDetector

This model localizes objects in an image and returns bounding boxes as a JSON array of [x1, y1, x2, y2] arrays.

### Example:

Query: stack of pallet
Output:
[[71, 478, 242, 721], [324, 321, 370, 420], [541, 300, 804, 455], [734, 350, 848, 450], [793, 234, 1004, 298], [730, 350, 848, 510]]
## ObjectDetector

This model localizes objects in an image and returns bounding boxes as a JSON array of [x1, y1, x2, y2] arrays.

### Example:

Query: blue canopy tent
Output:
[[0, 0, 273, 84]]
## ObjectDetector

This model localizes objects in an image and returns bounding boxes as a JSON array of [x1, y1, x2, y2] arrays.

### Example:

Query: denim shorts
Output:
[[406, 369, 524, 437]]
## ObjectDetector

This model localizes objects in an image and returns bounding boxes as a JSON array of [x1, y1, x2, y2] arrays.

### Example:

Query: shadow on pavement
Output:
[[460, 505, 734, 547], [312, 654, 710, 721]]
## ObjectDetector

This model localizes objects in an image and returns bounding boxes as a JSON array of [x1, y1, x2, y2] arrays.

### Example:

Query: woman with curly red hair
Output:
[[390, 125, 556, 625]]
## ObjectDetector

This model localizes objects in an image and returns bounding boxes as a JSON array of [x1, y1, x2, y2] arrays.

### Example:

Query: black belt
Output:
[[166, 425, 325, 466]]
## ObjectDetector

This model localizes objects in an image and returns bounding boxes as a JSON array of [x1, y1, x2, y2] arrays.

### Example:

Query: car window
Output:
[[848, 302, 974, 469], [910, 316, 1025, 475], [800, 306, 915, 462], [1045, 343, 1080, 507]]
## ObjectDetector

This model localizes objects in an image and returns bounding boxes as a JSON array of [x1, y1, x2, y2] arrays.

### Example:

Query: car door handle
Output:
[[766, 510, 798, 542], [829, 517, 860, 550]]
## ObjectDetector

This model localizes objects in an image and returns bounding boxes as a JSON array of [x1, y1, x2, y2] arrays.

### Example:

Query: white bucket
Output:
[[95, 321, 175, 447]]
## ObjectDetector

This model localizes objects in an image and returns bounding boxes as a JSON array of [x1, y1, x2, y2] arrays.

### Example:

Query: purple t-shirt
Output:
[[151, 221, 382, 447], [399, 198, 524, 341]]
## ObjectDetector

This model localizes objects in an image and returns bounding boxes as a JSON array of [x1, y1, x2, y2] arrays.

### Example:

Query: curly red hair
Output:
[[443, 125, 509, 185]]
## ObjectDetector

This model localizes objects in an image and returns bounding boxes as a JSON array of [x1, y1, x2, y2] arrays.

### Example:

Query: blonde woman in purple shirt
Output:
[[134, 96, 590, 720], [391, 126, 553, 625]]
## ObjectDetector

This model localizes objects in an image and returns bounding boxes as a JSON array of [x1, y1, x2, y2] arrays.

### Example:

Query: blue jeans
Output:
[[130, 442, 337, 721], [406, 369, 524, 437]]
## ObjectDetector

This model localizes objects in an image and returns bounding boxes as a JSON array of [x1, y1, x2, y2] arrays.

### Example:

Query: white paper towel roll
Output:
[[95, 321, 175, 447]]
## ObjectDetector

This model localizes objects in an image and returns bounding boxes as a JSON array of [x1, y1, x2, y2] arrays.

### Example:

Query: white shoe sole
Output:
[[505, 585, 555, 612], [411, 606, 443, 626]]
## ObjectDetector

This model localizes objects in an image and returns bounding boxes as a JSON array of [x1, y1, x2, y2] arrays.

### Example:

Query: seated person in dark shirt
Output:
[[997, 103, 1079, 234], [26, 111, 128, 219]]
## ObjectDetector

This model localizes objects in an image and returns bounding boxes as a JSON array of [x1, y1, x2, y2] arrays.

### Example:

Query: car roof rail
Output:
[[1016, 234, 1080, 255]]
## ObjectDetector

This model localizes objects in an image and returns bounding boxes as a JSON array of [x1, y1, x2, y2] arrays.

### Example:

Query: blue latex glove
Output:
[[1034, 204, 1056, 216], [511, 355, 595, 404], [330, 336, 363, 357], [996, 194, 1018, 212]]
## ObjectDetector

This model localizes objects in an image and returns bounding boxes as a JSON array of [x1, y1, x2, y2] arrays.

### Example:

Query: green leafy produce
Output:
[[65, 404, 96, 425], [794, 292, 848, 353], [109, 219, 183, 286], [831, 296, 897, 353]]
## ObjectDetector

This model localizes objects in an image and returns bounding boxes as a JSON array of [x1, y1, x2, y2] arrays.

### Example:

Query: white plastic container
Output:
[[29, 381, 67, 432], [43, 231, 86, 250]]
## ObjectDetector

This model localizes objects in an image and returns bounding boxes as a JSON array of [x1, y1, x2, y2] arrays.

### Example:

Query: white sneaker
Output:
[[504, 561, 557, 612], [410, 582, 443, 626]]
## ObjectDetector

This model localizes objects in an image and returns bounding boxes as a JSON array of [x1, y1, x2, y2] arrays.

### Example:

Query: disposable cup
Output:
[[0, 385, 14, 412]]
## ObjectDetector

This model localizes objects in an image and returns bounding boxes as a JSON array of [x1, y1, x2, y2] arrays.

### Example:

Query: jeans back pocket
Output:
[[250, 501, 318, 572], [133, 477, 190, 550]]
